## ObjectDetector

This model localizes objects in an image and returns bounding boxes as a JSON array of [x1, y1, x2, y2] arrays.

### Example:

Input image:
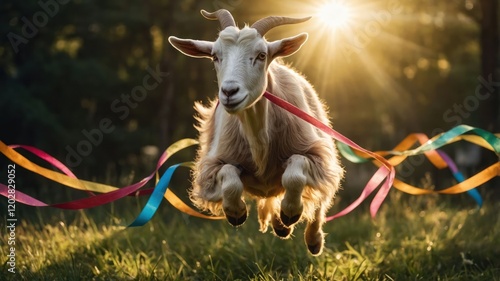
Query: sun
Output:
[[316, 0, 353, 30]]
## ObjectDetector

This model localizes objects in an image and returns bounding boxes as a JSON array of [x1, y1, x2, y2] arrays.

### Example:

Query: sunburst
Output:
[[316, 0, 353, 31]]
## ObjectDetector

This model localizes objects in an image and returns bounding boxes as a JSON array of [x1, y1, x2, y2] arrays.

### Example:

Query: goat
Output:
[[168, 9, 343, 255]]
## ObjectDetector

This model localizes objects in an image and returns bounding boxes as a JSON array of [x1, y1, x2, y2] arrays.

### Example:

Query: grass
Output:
[[1, 189, 500, 280]]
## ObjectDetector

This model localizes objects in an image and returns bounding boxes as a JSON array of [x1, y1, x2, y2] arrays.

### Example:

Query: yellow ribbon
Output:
[[0, 139, 223, 220]]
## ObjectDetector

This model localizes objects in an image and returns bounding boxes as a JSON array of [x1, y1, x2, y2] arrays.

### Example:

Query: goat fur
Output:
[[170, 14, 344, 255], [192, 61, 343, 240]]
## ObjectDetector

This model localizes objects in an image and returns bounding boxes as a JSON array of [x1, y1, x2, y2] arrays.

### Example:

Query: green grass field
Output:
[[2, 190, 500, 280]]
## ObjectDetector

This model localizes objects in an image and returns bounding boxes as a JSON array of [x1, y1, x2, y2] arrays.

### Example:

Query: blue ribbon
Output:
[[128, 163, 181, 227], [337, 136, 484, 207], [453, 171, 483, 207]]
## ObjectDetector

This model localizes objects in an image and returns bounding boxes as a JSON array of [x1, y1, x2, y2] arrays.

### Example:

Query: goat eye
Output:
[[212, 55, 219, 62], [257, 52, 267, 60]]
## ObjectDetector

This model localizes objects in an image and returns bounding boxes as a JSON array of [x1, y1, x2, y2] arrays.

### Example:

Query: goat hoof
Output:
[[226, 212, 247, 227], [280, 211, 301, 227], [273, 225, 291, 239], [307, 243, 323, 256]]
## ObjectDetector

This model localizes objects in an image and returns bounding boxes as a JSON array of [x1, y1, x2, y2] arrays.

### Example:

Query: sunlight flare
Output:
[[316, 0, 353, 31]]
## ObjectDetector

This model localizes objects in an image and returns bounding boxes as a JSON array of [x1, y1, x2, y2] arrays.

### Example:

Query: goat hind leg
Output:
[[257, 197, 293, 238], [218, 164, 247, 226], [304, 205, 326, 256]]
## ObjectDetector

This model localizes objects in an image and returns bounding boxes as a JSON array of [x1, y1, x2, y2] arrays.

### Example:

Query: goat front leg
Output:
[[217, 164, 247, 226], [280, 154, 312, 226]]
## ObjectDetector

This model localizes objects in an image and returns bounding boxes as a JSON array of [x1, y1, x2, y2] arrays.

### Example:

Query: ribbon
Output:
[[337, 141, 483, 206], [0, 139, 223, 225], [336, 133, 499, 197], [436, 150, 482, 207], [263, 91, 395, 219], [262, 91, 499, 220], [1, 93, 499, 225], [129, 162, 192, 227]]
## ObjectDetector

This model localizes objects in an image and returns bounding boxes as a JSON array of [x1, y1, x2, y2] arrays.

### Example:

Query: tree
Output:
[[478, 0, 499, 132]]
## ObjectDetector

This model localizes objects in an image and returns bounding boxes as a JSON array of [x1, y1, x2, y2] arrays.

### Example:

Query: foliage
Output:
[[1, 0, 498, 188]]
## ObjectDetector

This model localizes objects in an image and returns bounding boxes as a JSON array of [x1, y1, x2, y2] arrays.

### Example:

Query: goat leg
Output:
[[304, 205, 326, 256], [218, 164, 247, 226], [280, 154, 311, 226]]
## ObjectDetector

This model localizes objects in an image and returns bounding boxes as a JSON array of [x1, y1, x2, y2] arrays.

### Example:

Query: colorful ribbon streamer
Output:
[[1, 92, 499, 226], [334, 131, 499, 197], [437, 150, 482, 207], [262, 92, 499, 220], [129, 162, 191, 227], [0, 139, 223, 226], [263, 91, 396, 219]]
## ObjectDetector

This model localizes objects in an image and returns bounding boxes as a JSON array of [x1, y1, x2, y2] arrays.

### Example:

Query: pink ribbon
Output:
[[263, 91, 395, 220]]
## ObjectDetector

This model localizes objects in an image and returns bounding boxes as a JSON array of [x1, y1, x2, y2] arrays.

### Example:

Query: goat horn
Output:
[[251, 16, 312, 36], [200, 9, 236, 30]]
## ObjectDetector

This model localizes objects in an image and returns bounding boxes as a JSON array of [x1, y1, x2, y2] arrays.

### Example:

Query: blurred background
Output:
[[0, 0, 498, 195]]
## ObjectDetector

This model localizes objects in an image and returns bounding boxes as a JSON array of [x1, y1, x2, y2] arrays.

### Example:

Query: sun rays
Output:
[[267, 0, 423, 104], [239, 0, 478, 138], [315, 0, 353, 31]]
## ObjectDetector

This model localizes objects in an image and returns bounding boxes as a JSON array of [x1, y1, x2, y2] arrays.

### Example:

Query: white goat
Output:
[[169, 9, 343, 255]]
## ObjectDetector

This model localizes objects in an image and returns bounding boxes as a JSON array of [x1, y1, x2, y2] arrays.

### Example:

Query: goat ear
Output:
[[168, 36, 213, 58], [268, 33, 308, 59]]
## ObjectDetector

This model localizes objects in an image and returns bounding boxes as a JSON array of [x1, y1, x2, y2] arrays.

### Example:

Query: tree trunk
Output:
[[479, 0, 499, 132], [478, 0, 499, 191], [157, 2, 177, 148]]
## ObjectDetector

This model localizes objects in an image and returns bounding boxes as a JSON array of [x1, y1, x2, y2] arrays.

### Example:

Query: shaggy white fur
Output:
[[169, 9, 344, 255]]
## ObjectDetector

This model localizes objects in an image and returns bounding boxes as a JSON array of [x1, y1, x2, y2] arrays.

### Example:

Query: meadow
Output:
[[2, 1, 499, 280], [2, 188, 499, 281]]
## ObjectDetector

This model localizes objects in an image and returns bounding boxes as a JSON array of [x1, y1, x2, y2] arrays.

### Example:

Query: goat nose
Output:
[[221, 86, 239, 97]]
